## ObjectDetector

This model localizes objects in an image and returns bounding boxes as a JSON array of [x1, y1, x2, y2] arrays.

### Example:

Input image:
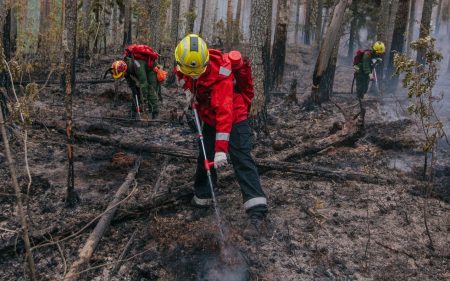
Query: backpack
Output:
[[124, 44, 159, 67], [226, 51, 254, 106], [353, 49, 372, 66]]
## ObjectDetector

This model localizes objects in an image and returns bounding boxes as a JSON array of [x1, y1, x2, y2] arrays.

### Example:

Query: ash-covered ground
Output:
[[0, 50, 449, 281]]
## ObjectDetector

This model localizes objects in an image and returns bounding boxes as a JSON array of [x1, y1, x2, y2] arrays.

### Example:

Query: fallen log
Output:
[[69, 131, 395, 184], [63, 157, 141, 281], [273, 118, 362, 162]]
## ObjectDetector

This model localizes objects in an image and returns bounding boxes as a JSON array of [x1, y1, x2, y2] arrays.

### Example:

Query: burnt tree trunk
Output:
[[167, 0, 180, 85], [232, 0, 243, 47], [38, 0, 51, 51], [376, 0, 399, 85], [123, 0, 132, 47], [347, 0, 358, 60], [435, 0, 443, 35], [271, 0, 289, 89], [416, 0, 434, 64], [78, 0, 90, 58], [311, 0, 351, 105], [304, 0, 312, 45], [226, 0, 233, 50], [186, 0, 196, 34], [249, 0, 272, 132], [406, 0, 416, 56], [199, 0, 207, 35], [62, 0, 79, 207], [111, 0, 118, 51], [386, 0, 409, 90], [315, 0, 323, 47], [149, 0, 161, 50], [1, 5, 12, 115], [294, 0, 300, 45]]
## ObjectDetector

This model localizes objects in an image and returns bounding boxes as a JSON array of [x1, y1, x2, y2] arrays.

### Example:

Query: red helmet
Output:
[[112, 60, 127, 79]]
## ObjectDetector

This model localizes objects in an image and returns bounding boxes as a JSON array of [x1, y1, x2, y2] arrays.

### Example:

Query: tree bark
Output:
[[315, 0, 323, 47], [149, 0, 162, 50], [167, 0, 180, 85], [435, 0, 443, 35], [78, 0, 90, 58], [271, 0, 289, 89], [38, 0, 51, 51], [249, 0, 272, 131], [304, 0, 312, 45], [226, 0, 233, 50], [416, 0, 434, 63], [294, 0, 300, 45], [186, 0, 196, 34], [199, 0, 207, 35], [123, 0, 132, 47], [62, 0, 79, 207], [111, 0, 118, 51], [347, 0, 357, 60], [232, 0, 243, 47], [406, 0, 416, 56], [386, 0, 409, 90], [311, 0, 351, 105], [377, 0, 399, 85], [63, 157, 141, 281]]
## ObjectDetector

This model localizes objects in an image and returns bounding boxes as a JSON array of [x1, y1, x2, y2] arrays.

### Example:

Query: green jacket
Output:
[[124, 57, 159, 113]]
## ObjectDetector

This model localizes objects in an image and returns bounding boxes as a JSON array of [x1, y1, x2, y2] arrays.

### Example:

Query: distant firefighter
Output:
[[110, 45, 167, 119], [352, 41, 385, 99]]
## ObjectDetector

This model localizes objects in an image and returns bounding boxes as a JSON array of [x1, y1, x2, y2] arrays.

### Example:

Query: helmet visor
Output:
[[177, 64, 207, 77]]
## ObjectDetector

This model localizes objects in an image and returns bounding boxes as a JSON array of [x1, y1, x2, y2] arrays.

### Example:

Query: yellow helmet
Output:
[[372, 41, 385, 55], [175, 34, 209, 77]]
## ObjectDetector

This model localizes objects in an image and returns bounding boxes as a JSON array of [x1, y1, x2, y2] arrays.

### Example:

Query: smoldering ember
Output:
[[0, 0, 449, 280]]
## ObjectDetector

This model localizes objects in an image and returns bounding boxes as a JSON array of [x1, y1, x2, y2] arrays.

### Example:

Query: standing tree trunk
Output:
[[435, 0, 443, 35], [199, 0, 207, 35], [123, 0, 132, 47], [304, 0, 312, 45], [186, 0, 196, 34], [38, 0, 51, 51], [78, 0, 90, 58], [315, 0, 323, 47], [386, 0, 409, 90], [232, 0, 243, 47], [249, 0, 272, 131], [168, 0, 180, 85], [416, 0, 434, 63], [376, 0, 399, 85], [111, 0, 118, 51], [311, 0, 351, 105], [226, 0, 233, 50], [62, 0, 79, 207], [271, 0, 289, 89], [347, 0, 357, 60], [406, 0, 416, 56], [149, 0, 161, 50], [294, 0, 300, 45]]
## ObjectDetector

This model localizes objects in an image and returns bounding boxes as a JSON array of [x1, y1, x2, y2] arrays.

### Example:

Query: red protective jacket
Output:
[[176, 49, 254, 153]]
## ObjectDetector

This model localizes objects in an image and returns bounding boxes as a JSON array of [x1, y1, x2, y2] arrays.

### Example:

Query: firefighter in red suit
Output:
[[175, 34, 268, 237]]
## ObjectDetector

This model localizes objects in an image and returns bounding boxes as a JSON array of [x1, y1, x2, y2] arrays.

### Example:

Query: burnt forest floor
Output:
[[0, 51, 449, 281]]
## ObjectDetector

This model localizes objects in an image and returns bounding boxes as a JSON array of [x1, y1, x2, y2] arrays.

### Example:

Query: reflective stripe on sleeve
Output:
[[219, 66, 232, 77], [216, 132, 230, 141], [179, 79, 186, 87], [244, 197, 267, 210]]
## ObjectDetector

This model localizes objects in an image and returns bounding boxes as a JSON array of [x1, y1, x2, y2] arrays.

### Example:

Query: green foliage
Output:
[[393, 36, 445, 154]]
